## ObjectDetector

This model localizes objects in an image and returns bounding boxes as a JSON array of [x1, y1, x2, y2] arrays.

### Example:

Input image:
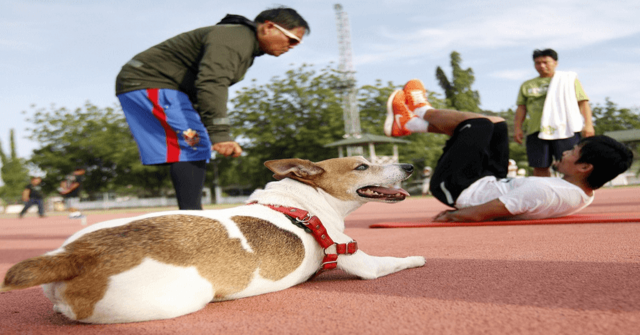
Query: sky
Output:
[[1, 0, 639, 161]]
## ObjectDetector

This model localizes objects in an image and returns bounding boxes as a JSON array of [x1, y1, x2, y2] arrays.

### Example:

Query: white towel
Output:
[[538, 71, 584, 140]]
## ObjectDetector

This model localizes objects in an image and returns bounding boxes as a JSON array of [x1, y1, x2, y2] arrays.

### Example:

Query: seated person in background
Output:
[[507, 159, 518, 178], [384, 79, 633, 222]]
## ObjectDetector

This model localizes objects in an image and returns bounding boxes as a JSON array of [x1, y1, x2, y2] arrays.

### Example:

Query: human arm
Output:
[[196, 27, 257, 145], [574, 79, 594, 138], [578, 100, 594, 138], [514, 105, 527, 144], [22, 188, 30, 202], [433, 199, 514, 222], [59, 180, 80, 195]]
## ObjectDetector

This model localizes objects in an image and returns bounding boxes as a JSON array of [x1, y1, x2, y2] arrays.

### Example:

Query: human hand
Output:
[[582, 125, 595, 138], [212, 141, 243, 158], [514, 128, 524, 144], [433, 210, 455, 222]]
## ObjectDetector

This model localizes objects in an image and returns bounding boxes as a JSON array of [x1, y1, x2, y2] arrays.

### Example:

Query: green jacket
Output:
[[116, 15, 264, 143]]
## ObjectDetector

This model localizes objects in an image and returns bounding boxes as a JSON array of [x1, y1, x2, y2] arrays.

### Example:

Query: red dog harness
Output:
[[256, 203, 358, 276]]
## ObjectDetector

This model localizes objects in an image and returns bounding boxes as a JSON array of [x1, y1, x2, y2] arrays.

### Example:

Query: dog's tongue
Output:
[[369, 186, 410, 197]]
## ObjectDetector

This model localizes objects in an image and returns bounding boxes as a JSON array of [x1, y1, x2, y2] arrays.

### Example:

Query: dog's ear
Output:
[[264, 159, 324, 186]]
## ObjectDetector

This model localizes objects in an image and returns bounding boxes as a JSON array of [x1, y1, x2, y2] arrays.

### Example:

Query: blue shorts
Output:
[[118, 89, 211, 165], [526, 132, 581, 168]]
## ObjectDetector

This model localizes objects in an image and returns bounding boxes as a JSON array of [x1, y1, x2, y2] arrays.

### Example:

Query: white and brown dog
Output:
[[1, 157, 425, 324]]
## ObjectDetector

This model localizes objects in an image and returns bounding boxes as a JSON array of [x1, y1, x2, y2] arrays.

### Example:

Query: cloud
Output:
[[490, 70, 532, 81], [572, 62, 640, 108], [0, 39, 36, 52], [355, 0, 640, 65]]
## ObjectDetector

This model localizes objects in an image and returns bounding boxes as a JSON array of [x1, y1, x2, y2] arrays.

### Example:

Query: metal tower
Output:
[[334, 4, 362, 156]]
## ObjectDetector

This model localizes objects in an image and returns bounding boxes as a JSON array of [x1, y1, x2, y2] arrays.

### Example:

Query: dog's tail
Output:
[[1, 251, 90, 292]]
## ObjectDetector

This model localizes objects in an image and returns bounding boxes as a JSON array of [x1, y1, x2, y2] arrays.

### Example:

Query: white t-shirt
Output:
[[456, 176, 594, 220]]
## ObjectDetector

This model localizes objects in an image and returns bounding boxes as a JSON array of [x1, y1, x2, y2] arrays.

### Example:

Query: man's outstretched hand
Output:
[[212, 141, 243, 158]]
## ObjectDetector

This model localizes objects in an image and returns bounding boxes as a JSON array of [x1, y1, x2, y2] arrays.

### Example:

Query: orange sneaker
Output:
[[403, 79, 432, 111], [384, 90, 416, 137]]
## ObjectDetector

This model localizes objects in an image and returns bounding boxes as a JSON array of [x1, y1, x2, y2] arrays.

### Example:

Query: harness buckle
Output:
[[321, 260, 338, 269], [323, 243, 337, 256], [289, 214, 313, 234], [321, 253, 339, 270], [295, 213, 312, 225]]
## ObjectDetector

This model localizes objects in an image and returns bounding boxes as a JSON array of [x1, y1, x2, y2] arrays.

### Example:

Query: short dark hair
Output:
[[533, 49, 558, 61], [577, 135, 634, 189], [255, 6, 310, 35]]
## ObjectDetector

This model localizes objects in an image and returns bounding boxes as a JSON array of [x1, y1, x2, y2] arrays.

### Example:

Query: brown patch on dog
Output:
[[265, 157, 376, 201], [313, 157, 379, 201], [2, 253, 91, 291], [53, 214, 302, 320], [233, 216, 305, 280]]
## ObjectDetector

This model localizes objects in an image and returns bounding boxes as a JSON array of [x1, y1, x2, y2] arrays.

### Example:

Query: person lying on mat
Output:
[[384, 79, 633, 222]]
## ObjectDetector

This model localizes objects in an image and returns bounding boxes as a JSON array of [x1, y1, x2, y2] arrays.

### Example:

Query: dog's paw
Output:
[[407, 256, 426, 268]]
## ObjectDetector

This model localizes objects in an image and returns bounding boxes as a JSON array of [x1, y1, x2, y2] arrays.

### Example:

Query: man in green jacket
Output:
[[116, 7, 309, 209]]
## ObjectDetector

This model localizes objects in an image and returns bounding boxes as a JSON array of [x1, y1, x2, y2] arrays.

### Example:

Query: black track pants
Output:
[[170, 160, 207, 210]]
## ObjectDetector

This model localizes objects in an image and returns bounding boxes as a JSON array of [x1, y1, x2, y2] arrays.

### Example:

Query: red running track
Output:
[[1, 186, 639, 334]]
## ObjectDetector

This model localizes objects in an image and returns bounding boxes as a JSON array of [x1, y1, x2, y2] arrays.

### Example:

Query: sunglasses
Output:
[[272, 22, 302, 45]]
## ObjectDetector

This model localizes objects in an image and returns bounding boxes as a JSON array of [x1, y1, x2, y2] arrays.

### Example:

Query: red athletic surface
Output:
[[1, 186, 639, 334], [371, 213, 640, 228]]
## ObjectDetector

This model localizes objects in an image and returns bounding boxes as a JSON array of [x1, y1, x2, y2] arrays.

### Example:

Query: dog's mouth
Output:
[[357, 185, 410, 202]]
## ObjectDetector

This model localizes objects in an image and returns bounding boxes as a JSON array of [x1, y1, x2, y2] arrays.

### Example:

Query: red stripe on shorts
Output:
[[147, 89, 180, 162]]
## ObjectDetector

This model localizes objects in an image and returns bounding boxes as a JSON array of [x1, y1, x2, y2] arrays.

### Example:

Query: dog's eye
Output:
[[355, 164, 369, 171]]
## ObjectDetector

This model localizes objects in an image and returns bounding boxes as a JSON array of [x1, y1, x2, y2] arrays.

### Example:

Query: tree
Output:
[[591, 98, 640, 135], [224, 64, 346, 188], [224, 65, 451, 190], [0, 129, 30, 203], [26, 103, 172, 198], [435, 51, 482, 112], [357, 79, 398, 136]]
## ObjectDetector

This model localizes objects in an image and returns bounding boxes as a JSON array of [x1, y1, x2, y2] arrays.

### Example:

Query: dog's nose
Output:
[[400, 164, 414, 174]]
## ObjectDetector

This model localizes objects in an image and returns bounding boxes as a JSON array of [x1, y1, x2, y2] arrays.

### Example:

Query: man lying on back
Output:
[[384, 79, 633, 222]]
